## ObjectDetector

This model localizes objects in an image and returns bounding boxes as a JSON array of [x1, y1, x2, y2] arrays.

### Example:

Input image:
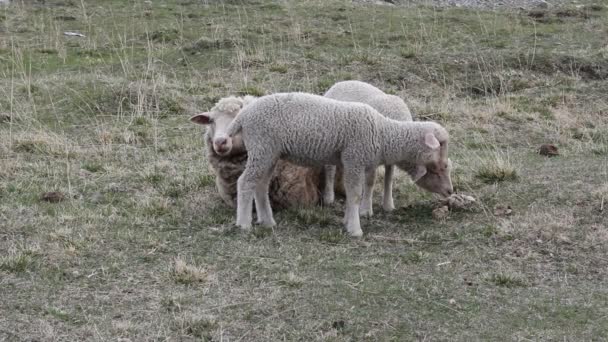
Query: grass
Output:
[[1, 0, 607, 340]]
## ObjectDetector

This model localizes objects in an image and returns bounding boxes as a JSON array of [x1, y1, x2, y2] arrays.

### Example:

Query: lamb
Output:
[[323, 80, 413, 216], [190, 96, 323, 209], [224, 92, 453, 237]]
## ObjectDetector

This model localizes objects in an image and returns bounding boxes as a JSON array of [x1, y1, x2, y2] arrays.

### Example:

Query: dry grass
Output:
[[170, 257, 209, 285]]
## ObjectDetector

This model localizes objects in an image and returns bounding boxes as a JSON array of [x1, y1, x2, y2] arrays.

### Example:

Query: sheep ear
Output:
[[190, 113, 211, 125], [408, 165, 427, 182], [424, 132, 440, 150]]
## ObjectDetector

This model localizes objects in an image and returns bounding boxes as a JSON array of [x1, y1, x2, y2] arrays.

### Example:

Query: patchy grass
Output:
[[1, 0, 607, 341], [170, 257, 208, 285], [476, 151, 519, 183]]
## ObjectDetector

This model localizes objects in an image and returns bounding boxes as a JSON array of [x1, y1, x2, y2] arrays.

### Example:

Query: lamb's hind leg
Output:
[[322, 165, 336, 205], [236, 153, 276, 230], [383, 164, 395, 212], [254, 167, 276, 227], [342, 166, 365, 237], [359, 168, 376, 218]]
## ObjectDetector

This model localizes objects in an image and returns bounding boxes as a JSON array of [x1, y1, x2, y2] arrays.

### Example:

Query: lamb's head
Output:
[[189, 96, 255, 156], [398, 123, 453, 198]]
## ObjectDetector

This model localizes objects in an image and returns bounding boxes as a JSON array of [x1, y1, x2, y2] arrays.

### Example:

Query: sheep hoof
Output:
[[348, 229, 363, 238], [257, 219, 276, 227], [236, 222, 252, 230], [383, 204, 395, 212], [323, 194, 335, 205]]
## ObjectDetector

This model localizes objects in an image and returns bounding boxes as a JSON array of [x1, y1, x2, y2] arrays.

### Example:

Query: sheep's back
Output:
[[238, 93, 380, 166]]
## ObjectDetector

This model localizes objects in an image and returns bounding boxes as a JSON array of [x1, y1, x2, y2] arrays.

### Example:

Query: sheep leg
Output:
[[236, 154, 276, 230], [359, 168, 376, 218], [254, 170, 276, 227], [383, 164, 395, 212], [322, 165, 336, 205], [342, 167, 364, 237]]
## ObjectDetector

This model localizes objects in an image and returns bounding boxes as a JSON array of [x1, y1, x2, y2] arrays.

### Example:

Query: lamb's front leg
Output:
[[236, 173, 255, 230], [322, 165, 336, 205], [383, 164, 395, 212], [342, 168, 364, 237], [359, 168, 376, 218], [236, 155, 274, 230], [254, 171, 276, 227]]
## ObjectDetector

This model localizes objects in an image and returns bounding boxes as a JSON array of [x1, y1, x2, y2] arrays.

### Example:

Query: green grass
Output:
[[1, 0, 608, 340]]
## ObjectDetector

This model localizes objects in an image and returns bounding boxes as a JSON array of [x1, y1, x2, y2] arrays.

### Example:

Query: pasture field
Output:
[[1, 0, 607, 340]]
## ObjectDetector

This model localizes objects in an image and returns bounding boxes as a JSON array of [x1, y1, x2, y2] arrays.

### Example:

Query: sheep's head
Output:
[[189, 96, 255, 156], [399, 124, 453, 198]]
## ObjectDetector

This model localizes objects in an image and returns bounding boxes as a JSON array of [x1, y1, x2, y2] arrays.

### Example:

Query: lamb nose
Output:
[[215, 137, 227, 146]]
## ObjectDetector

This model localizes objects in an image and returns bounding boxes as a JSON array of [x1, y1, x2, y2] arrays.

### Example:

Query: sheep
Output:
[[323, 80, 413, 216], [224, 92, 453, 237], [189, 96, 323, 209]]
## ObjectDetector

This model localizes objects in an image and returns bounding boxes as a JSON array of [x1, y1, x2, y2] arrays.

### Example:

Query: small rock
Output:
[[536, 0, 550, 9], [64, 31, 86, 37], [493, 204, 513, 216], [41, 191, 65, 203], [441, 193, 476, 209], [90, 191, 104, 204], [332, 320, 345, 330], [539, 144, 559, 157], [105, 183, 129, 193], [0, 113, 11, 123], [432, 205, 449, 220]]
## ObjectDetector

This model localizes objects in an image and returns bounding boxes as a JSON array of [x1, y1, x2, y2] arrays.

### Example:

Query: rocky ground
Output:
[[356, 0, 581, 10]]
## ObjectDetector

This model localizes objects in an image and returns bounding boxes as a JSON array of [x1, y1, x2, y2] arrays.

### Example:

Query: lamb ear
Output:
[[190, 113, 211, 125], [424, 132, 440, 150], [407, 165, 427, 183]]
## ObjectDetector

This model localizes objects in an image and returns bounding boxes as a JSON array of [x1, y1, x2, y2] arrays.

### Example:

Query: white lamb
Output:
[[323, 80, 413, 216], [224, 92, 453, 237]]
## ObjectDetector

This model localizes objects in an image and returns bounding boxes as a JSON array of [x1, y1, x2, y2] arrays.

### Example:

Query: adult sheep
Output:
[[224, 92, 453, 237], [190, 96, 322, 209], [323, 80, 413, 216]]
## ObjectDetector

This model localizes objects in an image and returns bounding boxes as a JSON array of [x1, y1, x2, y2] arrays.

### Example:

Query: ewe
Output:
[[190, 96, 322, 209]]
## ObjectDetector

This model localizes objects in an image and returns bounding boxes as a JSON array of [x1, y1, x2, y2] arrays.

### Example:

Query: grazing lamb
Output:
[[224, 92, 453, 237], [190, 96, 322, 209], [323, 80, 413, 216]]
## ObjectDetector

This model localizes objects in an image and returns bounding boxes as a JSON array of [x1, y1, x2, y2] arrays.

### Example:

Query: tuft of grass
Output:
[[170, 258, 208, 285], [175, 313, 217, 339], [285, 207, 334, 226], [148, 28, 180, 43], [278, 272, 304, 288], [252, 226, 273, 239], [401, 251, 427, 264], [269, 64, 288, 73], [81, 162, 104, 173], [476, 152, 518, 184], [196, 174, 215, 188], [488, 273, 527, 288], [238, 86, 265, 97], [0, 252, 34, 273], [142, 198, 172, 217], [400, 48, 416, 59], [319, 229, 344, 244]]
